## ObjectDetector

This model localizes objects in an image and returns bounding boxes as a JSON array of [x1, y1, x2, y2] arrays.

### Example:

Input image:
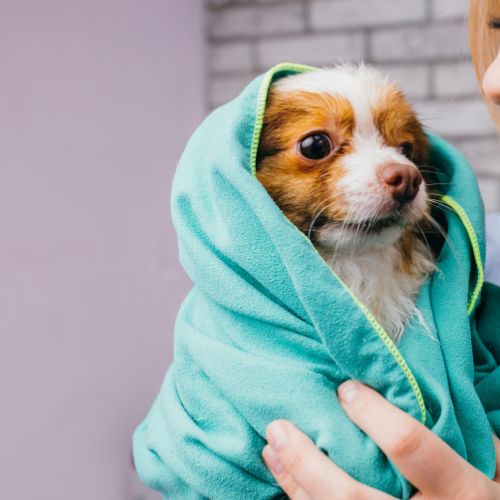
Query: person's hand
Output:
[[262, 381, 500, 499]]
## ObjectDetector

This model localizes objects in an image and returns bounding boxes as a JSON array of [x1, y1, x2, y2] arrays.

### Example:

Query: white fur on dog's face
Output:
[[273, 65, 429, 253], [317, 134, 429, 252], [257, 65, 436, 340], [257, 65, 435, 341]]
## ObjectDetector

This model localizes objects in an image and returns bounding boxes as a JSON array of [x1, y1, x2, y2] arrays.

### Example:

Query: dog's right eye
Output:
[[399, 142, 414, 160], [299, 133, 332, 160]]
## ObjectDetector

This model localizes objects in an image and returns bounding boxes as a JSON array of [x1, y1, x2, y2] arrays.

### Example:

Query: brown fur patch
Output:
[[256, 83, 441, 261], [256, 89, 355, 237], [373, 88, 429, 168]]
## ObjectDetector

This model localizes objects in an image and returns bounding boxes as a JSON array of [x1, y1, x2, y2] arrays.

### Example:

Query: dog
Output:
[[256, 64, 438, 342]]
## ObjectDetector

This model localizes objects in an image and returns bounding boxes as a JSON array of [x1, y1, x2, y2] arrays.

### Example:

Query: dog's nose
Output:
[[378, 163, 423, 203]]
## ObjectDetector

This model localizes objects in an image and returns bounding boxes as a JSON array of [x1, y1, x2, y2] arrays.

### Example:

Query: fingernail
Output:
[[263, 445, 285, 475], [338, 381, 360, 403], [267, 421, 289, 452]]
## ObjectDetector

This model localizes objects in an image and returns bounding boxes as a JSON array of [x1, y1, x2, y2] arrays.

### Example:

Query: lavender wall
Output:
[[0, 1, 205, 498]]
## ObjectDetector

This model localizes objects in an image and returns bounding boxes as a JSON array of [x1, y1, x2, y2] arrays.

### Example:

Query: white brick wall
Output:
[[310, 0, 426, 30], [434, 62, 479, 98], [457, 137, 500, 176], [209, 41, 254, 73], [209, 3, 305, 39], [432, 0, 469, 20], [379, 64, 430, 99], [414, 98, 495, 137], [209, 73, 252, 107], [257, 32, 365, 68], [371, 23, 468, 62], [206, 0, 500, 212]]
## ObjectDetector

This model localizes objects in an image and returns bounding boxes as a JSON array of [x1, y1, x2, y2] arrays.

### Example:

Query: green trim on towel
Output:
[[338, 279, 428, 425], [441, 195, 485, 315], [249, 62, 428, 424], [250, 62, 316, 177], [248, 63, 488, 427]]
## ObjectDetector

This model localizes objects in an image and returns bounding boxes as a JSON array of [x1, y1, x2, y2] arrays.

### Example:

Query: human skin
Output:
[[483, 46, 500, 104], [262, 382, 500, 499]]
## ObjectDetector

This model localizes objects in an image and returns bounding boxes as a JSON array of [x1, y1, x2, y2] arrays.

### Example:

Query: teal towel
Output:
[[133, 63, 500, 499]]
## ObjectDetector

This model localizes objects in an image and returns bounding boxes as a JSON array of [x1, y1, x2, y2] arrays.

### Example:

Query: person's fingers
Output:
[[263, 419, 395, 500], [262, 445, 310, 500], [338, 381, 489, 497]]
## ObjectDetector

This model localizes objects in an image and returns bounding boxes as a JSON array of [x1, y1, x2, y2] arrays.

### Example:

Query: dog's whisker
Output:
[[427, 198, 457, 215], [307, 196, 340, 240], [415, 220, 434, 261], [423, 212, 460, 264]]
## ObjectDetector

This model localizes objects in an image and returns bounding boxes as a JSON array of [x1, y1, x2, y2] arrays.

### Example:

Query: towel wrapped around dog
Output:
[[133, 63, 500, 499]]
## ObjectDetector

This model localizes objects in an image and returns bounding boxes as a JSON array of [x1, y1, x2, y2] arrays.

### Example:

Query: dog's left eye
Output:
[[399, 142, 414, 160], [299, 133, 332, 160]]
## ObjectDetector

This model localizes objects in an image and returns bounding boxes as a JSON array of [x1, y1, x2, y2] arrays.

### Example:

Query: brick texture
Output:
[[414, 98, 495, 137], [432, 0, 469, 20], [257, 32, 365, 69], [205, 0, 500, 212], [379, 64, 430, 99], [434, 62, 479, 98], [310, 0, 426, 30], [209, 42, 254, 73], [371, 23, 468, 62], [209, 3, 305, 40]]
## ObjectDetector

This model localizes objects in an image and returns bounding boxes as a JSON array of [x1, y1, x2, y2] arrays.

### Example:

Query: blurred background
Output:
[[0, 1, 498, 499]]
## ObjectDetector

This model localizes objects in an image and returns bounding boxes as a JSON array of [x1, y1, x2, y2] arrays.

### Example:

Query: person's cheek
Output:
[[483, 48, 500, 105]]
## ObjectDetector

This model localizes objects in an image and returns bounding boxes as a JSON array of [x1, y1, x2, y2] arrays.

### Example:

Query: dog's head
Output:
[[256, 65, 431, 253]]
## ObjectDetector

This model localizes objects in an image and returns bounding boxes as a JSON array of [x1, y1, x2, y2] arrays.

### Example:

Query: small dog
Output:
[[256, 65, 437, 342]]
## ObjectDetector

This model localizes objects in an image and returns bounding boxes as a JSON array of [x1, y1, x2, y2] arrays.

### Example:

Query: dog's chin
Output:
[[314, 207, 425, 254]]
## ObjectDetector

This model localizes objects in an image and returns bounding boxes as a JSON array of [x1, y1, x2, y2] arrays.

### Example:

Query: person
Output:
[[262, 0, 500, 497]]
